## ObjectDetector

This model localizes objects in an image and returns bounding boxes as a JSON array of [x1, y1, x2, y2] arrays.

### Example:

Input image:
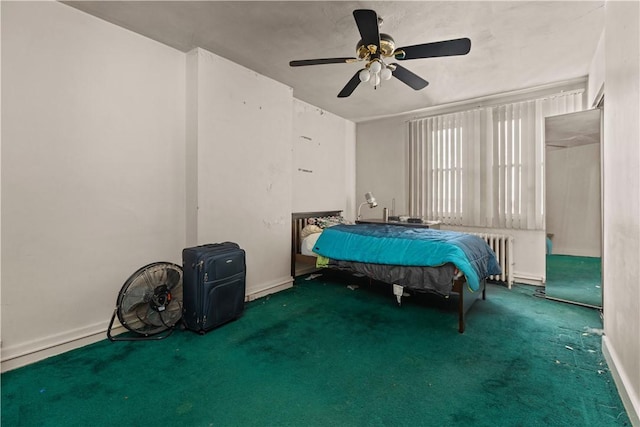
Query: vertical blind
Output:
[[408, 90, 584, 230]]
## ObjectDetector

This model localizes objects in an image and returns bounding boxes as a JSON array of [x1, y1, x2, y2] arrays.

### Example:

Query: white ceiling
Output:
[[62, 1, 605, 122]]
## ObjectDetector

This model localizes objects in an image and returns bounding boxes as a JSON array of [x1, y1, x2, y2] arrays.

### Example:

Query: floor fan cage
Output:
[[107, 262, 183, 341]]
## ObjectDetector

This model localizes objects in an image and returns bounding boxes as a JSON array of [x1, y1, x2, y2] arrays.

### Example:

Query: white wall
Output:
[[186, 48, 294, 300], [343, 118, 357, 222], [0, 0, 4, 355], [601, 1, 640, 424], [292, 99, 356, 218], [546, 143, 602, 257], [1, 2, 186, 369], [588, 30, 605, 108]]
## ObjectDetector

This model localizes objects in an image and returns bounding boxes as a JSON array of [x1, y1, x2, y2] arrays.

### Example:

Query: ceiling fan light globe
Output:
[[369, 73, 381, 86], [369, 60, 382, 74], [381, 67, 393, 81], [359, 69, 371, 82]]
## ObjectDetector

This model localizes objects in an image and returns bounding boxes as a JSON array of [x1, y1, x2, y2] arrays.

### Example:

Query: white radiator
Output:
[[470, 233, 514, 289]]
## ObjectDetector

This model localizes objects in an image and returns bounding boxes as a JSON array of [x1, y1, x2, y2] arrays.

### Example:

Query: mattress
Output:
[[313, 224, 501, 291]]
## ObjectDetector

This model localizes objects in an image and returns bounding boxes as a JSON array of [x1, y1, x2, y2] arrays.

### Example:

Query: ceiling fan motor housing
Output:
[[356, 33, 396, 60], [379, 33, 396, 57]]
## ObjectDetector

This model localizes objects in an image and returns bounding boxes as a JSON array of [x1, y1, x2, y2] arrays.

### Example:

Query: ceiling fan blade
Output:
[[289, 57, 357, 67], [337, 70, 363, 98], [395, 38, 471, 60], [353, 9, 380, 57], [390, 64, 429, 90]]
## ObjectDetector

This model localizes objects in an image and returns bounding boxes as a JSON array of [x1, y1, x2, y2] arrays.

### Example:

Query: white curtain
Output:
[[409, 90, 584, 230]]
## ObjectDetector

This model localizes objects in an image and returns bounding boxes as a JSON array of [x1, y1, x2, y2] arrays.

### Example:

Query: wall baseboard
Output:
[[2, 277, 295, 373], [1, 322, 116, 373], [513, 274, 545, 286], [602, 336, 640, 426], [552, 247, 602, 258], [246, 277, 294, 302]]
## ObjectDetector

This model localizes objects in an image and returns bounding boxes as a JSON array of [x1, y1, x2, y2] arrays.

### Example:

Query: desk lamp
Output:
[[357, 192, 378, 219]]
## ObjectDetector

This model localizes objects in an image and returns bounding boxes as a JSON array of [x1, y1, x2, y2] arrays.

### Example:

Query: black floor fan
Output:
[[107, 262, 183, 341]]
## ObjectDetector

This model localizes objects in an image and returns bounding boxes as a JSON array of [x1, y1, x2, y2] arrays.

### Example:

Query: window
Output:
[[409, 91, 584, 230], [494, 107, 524, 228], [416, 115, 464, 223]]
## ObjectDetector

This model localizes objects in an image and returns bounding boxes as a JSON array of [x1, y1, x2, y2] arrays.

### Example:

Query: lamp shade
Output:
[[364, 192, 377, 207]]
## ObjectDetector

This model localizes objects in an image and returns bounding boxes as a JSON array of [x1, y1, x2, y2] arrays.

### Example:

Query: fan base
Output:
[[107, 308, 178, 342]]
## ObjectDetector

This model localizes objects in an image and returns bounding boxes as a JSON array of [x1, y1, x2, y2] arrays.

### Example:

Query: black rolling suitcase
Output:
[[182, 242, 246, 334]]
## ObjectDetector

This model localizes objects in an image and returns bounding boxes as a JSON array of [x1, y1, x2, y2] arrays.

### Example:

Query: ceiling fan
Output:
[[289, 9, 471, 98]]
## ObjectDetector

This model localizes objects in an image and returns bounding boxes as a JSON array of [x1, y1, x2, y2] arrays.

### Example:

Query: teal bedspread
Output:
[[312, 224, 502, 291]]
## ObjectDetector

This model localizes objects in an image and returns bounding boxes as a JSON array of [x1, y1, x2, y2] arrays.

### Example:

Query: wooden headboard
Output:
[[291, 210, 342, 277]]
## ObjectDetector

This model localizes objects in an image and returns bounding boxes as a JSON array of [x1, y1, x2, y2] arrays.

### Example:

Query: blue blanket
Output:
[[313, 224, 502, 291]]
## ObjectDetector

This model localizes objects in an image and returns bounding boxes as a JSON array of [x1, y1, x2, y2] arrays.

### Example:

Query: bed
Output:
[[291, 210, 344, 277], [291, 211, 502, 333]]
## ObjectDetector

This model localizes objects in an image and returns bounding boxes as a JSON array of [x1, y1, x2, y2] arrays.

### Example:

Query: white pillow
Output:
[[300, 224, 322, 239], [301, 232, 322, 256]]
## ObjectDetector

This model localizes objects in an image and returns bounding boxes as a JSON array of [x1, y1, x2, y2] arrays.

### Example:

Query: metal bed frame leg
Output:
[[457, 279, 487, 333], [458, 284, 466, 333]]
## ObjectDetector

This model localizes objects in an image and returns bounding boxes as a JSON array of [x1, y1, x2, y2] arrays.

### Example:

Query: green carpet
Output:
[[2, 274, 630, 426], [546, 255, 602, 307]]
